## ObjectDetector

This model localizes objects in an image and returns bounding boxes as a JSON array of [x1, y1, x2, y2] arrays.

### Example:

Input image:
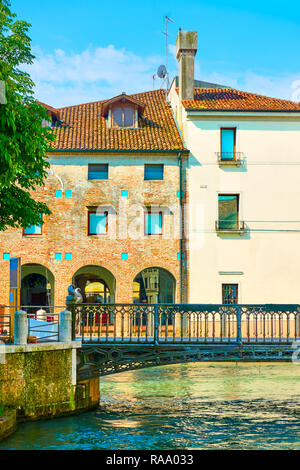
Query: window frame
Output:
[[220, 127, 237, 161], [88, 210, 108, 236], [88, 163, 109, 181], [23, 218, 43, 236], [112, 104, 135, 128], [144, 210, 163, 236], [222, 283, 239, 304], [144, 164, 164, 181], [218, 193, 240, 229]]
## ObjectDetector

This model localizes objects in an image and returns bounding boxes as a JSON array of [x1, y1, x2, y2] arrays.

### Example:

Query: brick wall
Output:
[[0, 152, 188, 305]]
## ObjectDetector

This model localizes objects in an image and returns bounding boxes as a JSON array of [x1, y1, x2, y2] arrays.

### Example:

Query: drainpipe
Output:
[[178, 151, 183, 304]]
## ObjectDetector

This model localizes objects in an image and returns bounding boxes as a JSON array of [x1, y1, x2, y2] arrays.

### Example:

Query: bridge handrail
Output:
[[69, 303, 300, 345]]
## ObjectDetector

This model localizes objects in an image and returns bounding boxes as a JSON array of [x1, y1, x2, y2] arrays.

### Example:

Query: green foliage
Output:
[[0, 0, 54, 230]]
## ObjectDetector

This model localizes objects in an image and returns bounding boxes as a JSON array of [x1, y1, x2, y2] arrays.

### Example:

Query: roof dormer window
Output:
[[38, 101, 62, 128], [112, 105, 134, 128], [103, 92, 145, 129]]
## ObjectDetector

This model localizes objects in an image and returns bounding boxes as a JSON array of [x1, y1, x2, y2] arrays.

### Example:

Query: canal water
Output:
[[0, 363, 299, 450]]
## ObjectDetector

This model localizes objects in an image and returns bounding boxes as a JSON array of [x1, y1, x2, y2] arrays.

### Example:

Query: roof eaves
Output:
[[184, 108, 300, 113], [48, 148, 189, 154], [102, 93, 145, 115]]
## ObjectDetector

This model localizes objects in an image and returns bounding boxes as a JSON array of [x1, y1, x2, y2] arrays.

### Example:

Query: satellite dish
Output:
[[157, 64, 167, 79]]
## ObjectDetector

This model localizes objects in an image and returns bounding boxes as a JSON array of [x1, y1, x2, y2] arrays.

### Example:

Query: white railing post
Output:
[[59, 310, 72, 342], [14, 310, 27, 345]]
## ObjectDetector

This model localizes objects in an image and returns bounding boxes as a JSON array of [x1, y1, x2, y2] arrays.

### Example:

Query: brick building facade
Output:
[[0, 90, 189, 307]]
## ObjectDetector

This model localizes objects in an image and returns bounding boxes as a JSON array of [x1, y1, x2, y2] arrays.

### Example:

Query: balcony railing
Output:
[[216, 152, 243, 165], [215, 220, 247, 234]]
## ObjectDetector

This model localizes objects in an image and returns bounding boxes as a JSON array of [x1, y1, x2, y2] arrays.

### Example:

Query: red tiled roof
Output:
[[49, 89, 185, 152], [102, 93, 145, 115], [38, 101, 60, 118], [180, 88, 300, 112]]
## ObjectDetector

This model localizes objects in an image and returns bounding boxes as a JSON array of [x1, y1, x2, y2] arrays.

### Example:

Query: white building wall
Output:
[[170, 91, 300, 303]]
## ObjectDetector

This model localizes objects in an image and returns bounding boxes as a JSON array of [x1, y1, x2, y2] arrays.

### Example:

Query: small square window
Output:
[[88, 164, 108, 180], [65, 190, 72, 198], [222, 284, 238, 304], [55, 190, 62, 197], [121, 253, 128, 260], [55, 253, 62, 261], [121, 190, 128, 197], [88, 211, 108, 235], [145, 211, 163, 235], [144, 164, 164, 181], [3, 253, 10, 260], [24, 224, 42, 235], [65, 253, 72, 260]]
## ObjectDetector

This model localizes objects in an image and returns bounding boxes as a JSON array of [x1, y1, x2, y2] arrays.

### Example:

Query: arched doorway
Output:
[[21, 264, 55, 307], [73, 266, 116, 304], [133, 267, 175, 304]]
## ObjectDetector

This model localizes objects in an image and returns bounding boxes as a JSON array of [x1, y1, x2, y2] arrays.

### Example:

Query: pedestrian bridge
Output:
[[1, 303, 298, 379], [71, 303, 300, 379]]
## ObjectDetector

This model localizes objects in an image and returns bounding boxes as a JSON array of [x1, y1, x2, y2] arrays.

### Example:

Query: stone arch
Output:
[[133, 267, 176, 304], [21, 263, 55, 306], [73, 265, 116, 303]]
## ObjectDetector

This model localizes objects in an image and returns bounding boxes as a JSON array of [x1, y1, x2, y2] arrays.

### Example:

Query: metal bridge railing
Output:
[[70, 303, 300, 345], [26, 305, 61, 343], [0, 305, 12, 344], [0, 305, 61, 343], [2, 304, 300, 345]]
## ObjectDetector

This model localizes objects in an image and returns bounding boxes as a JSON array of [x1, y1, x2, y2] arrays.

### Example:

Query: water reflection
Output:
[[0, 363, 299, 450]]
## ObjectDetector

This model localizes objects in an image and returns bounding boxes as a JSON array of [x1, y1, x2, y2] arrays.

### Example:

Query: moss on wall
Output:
[[0, 345, 99, 421], [0, 409, 17, 441]]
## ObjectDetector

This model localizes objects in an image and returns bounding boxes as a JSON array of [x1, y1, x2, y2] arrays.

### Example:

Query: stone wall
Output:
[[0, 410, 17, 440], [0, 342, 99, 421]]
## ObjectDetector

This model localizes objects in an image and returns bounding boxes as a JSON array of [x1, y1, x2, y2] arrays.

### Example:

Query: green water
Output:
[[0, 363, 299, 450]]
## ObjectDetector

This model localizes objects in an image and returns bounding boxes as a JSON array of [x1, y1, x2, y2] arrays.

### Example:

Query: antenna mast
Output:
[[163, 15, 174, 89]]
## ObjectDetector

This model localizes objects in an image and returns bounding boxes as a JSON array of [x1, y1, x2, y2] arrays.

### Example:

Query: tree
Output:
[[0, 0, 54, 231]]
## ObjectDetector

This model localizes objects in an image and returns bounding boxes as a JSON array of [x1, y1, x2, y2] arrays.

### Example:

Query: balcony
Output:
[[216, 152, 243, 166], [215, 220, 247, 235]]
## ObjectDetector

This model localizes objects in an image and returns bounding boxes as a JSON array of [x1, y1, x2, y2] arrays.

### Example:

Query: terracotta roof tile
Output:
[[38, 101, 60, 118], [49, 89, 185, 152], [180, 88, 300, 112]]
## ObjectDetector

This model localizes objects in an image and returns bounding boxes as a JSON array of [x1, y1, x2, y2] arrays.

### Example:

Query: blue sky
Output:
[[11, 0, 300, 107]]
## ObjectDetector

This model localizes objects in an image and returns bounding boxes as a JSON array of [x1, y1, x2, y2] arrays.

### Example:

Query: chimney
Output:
[[176, 30, 198, 102]]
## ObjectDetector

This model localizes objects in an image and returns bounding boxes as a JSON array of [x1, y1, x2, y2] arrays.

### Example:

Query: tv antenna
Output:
[[162, 15, 174, 89], [157, 64, 167, 79], [152, 73, 156, 90]]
